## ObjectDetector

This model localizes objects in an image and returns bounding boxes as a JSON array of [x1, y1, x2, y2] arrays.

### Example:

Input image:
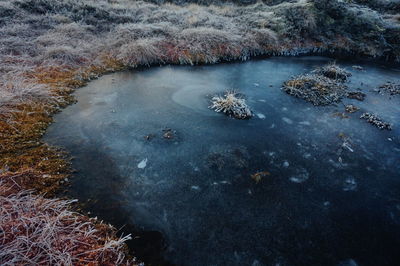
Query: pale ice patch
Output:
[[282, 161, 290, 168], [299, 121, 311, 126], [282, 117, 293, 124], [256, 113, 266, 119], [253, 83, 260, 87], [258, 99, 266, 102], [289, 168, 309, 183], [270, 123, 276, 129], [212, 181, 231, 185], [137, 158, 148, 169], [191, 186, 200, 190]]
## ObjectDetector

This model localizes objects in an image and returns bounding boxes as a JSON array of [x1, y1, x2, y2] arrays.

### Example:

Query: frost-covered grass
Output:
[[360, 112, 392, 130], [282, 73, 348, 105], [1, 0, 399, 105], [210, 91, 252, 119], [282, 62, 357, 105], [312, 62, 352, 82], [0, 175, 135, 266]]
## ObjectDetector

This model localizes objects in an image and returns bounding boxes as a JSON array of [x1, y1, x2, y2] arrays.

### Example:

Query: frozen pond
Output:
[[44, 57, 400, 265]]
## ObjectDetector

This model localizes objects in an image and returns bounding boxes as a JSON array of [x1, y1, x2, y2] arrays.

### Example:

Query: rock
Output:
[[163, 129, 175, 139], [144, 134, 156, 141]]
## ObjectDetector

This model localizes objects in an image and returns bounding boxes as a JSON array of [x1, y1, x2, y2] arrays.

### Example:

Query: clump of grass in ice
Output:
[[312, 62, 352, 82], [210, 90, 252, 119]]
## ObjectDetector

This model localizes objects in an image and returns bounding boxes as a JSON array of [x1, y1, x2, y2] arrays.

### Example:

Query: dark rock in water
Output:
[[282, 74, 348, 106], [360, 112, 392, 130], [347, 91, 366, 101], [162, 128, 176, 139], [345, 104, 359, 113], [377, 82, 400, 96], [144, 134, 156, 141]]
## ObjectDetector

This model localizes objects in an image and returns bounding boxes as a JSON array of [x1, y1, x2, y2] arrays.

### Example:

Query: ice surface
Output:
[[45, 57, 400, 266]]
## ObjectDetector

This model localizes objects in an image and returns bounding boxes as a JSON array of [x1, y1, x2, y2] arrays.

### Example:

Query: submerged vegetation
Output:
[[210, 91, 252, 119], [1, 0, 399, 263]]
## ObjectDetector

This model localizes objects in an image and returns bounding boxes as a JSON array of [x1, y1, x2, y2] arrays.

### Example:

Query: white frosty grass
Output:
[[0, 0, 285, 105], [0, 0, 396, 106], [0, 188, 132, 265], [210, 91, 252, 119]]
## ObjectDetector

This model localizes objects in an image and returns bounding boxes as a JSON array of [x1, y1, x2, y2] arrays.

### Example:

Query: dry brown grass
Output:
[[0, 176, 135, 265], [0, 52, 132, 263]]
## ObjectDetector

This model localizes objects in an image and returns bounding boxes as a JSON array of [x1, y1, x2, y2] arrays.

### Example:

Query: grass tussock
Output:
[[360, 112, 392, 130], [378, 81, 400, 95], [312, 62, 352, 82], [210, 91, 252, 119], [282, 74, 348, 105]]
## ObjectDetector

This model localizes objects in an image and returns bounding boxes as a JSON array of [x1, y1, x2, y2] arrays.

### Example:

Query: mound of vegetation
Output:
[[377, 82, 400, 95], [210, 91, 252, 119], [312, 62, 352, 82], [282, 72, 348, 105], [360, 112, 392, 130]]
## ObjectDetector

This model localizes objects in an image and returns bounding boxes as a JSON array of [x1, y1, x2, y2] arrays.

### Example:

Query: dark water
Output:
[[44, 57, 400, 266]]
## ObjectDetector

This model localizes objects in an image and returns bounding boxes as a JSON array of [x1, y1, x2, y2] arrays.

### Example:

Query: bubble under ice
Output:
[[45, 57, 400, 266]]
